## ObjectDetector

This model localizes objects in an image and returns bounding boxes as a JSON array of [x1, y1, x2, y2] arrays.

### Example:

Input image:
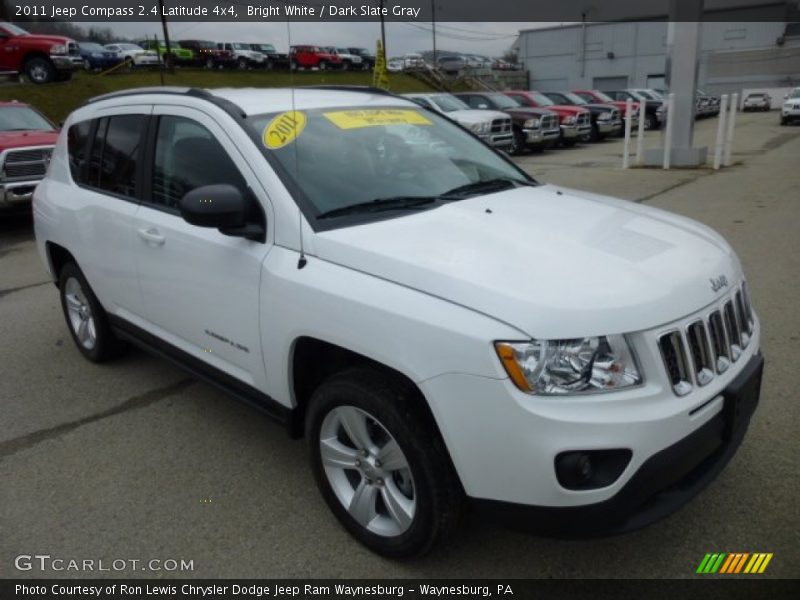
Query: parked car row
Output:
[[404, 89, 630, 155], [387, 54, 523, 74]]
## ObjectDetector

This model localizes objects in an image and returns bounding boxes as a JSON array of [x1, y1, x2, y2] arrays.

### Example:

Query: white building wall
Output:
[[519, 21, 800, 94]]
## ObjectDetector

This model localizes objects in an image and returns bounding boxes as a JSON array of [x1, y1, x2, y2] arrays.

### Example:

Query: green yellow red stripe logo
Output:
[[696, 552, 773, 574]]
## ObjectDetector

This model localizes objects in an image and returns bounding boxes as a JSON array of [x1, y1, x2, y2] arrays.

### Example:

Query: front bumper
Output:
[[523, 127, 560, 145], [782, 106, 800, 119], [597, 119, 622, 134], [480, 133, 513, 150], [473, 353, 763, 536], [419, 311, 762, 529], [561, 124, 592, 139], [51, 55, 82, 71], [0, 180, 40, 209]]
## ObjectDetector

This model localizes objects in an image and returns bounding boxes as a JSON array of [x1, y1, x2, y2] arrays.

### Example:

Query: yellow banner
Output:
[[323, 109, 432, 130]]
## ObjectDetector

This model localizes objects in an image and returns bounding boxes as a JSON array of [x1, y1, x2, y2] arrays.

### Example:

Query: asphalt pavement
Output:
[[1, 110, 798, 579]]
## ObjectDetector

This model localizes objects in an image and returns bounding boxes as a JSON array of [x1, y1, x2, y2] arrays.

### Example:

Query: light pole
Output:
[[431, 1, 437, 65]]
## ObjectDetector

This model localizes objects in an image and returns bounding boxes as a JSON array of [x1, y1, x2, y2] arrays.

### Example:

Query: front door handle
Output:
[[137, 227, 166, 246]]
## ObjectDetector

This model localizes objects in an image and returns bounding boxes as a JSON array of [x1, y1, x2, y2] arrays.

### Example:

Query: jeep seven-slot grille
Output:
[[658, 283, 754, 395]]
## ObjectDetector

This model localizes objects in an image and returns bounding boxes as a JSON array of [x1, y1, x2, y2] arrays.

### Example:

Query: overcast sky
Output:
[[103, 21, 538, 57]]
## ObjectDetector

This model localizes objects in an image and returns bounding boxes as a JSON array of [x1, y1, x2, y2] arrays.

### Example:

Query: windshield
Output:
[[528, 92, 554, 106], [561, 92, 587, 105], [80, 43, 104, 52], [485, 94, 520, 109], [117, 44, 141, 50], [0, 23, 29, 36], [253, 44, 275, 52], [233, 43, 251, 50], [591, 90, 615, 102], [636, 90, 659, 100], [194, 41, 216, 49], [249, 106, 531, 223], [0, 106, 55, 132], [790, 89, 800, 98], [430, 95, 470, 112]]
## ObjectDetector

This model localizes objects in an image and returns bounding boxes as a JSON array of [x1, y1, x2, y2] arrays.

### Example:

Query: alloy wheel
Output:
[[319, 405, 416, 537], [64, 277, 97, 351]]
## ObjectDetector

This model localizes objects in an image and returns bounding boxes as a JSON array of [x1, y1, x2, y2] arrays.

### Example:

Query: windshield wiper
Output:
[[441, 177, 535, 199], [316, 196, 440, 220]]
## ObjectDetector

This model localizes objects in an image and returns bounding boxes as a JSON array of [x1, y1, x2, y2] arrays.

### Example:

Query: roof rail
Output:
[[84, 86, 213, 105], [305, 85, 400, 98]]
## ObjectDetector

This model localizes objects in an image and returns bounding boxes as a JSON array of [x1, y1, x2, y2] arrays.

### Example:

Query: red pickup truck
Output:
[[0, 101, 58, 213], [0, 22, 82, 84]]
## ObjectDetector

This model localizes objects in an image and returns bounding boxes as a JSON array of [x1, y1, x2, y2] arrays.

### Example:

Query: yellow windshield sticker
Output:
[[263, 111, 307, 149], [323, 109, 432, 129]]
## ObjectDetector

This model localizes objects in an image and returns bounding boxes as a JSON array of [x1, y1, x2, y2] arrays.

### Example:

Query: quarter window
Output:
[[67, 120, 91, 183], [150, 115, 246, 210], [86, 115, 144, 198]]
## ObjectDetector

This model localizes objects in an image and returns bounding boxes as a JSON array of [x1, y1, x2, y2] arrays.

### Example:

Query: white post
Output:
[[723, 93, 738, 166], [713, 94, 729, 170], [622, 98, 632, 169], [662, 93, 675, 169], [635, 99, 646, 165]]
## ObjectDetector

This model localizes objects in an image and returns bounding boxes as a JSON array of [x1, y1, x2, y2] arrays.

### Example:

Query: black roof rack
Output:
[[84, 86, 213, 105], [81, 86, 247, 119], [305, 85, 401, 98]]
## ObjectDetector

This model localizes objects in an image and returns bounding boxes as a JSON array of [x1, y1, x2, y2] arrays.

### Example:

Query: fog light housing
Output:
[[555, 449, 632, 490]]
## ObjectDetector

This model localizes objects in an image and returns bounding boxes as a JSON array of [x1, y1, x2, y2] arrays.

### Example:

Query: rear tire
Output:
[[318, 60, 328, 71], [306, 367, 463, 558], [644, 114, 658, 130], [237, 57, 248, 70], [58, 262, 126, 363]]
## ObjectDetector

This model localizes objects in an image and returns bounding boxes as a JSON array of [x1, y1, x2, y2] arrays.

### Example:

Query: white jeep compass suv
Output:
[[33, 86, 764, 558]]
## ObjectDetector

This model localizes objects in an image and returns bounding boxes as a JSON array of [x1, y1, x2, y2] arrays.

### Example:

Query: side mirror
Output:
[[179, 184, 264, 242]]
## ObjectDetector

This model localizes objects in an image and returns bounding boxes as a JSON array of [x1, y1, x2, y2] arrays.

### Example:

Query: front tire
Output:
[[58, 262, 125, 363], [24, 57, 56, 84], [644, 114, 658, 130], [306, 367, 463, 558], [318, 60, 328, 71], [237, 57, 248, 70]]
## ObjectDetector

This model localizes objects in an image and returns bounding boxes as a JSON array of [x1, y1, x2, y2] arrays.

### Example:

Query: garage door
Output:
[[531, 78, 568, 92], [593, 76, 628, 90]]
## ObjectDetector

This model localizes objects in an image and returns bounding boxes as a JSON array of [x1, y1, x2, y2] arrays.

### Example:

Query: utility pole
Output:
[[378, 0, 386, 56], [158, 0, 174, 74], [431, 0, 437, 65]]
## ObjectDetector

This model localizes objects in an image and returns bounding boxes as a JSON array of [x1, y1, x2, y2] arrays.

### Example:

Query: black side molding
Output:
[[108, 315, 300, 437]]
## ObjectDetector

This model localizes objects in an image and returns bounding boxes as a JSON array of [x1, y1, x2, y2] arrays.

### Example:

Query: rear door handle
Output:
[[137, 227, 166, 246]]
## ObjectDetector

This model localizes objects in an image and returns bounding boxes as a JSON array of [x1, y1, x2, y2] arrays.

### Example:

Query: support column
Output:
[[644, 0, 707, 167]]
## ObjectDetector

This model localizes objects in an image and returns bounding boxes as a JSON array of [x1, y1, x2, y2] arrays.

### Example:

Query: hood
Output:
[[0, 130, 58, 149], [313, 185, 739, 339], [19, 34, 73, 46], [546, 105, 590, 117], [580, 103, 618, 114], [505, 107, 556, 118], [447, 109, 509, 125]]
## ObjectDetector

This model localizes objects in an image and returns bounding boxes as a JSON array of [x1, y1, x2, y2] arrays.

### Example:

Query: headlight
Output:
[[469, 121, 490, 134], [599, 111, 613, 119], [563, 115, 576, 124], [523, 118, 540, 128], [91, 53, 102, 58], [50, 44, 67, 55], [495, 335, 641, 395]]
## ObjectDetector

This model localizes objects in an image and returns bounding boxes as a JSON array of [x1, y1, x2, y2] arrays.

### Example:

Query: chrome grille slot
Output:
[[723, 300, 742, 361], [734, 290, 751, 347], [741, 282, 754, 326], [658, 331, 692, 396], [708, 310, 731, 374], [686, 321, 714, 386]]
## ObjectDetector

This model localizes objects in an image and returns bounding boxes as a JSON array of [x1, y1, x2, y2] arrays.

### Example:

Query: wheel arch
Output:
[[45, 241, 76, 286], [289, 336, 441, 443]]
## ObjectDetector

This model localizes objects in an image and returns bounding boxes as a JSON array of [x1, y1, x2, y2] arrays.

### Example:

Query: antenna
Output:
[[286, 18, 307, 270]]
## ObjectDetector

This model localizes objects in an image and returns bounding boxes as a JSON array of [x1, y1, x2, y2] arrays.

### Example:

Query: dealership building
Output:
[[516, 20, 800, 95]]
